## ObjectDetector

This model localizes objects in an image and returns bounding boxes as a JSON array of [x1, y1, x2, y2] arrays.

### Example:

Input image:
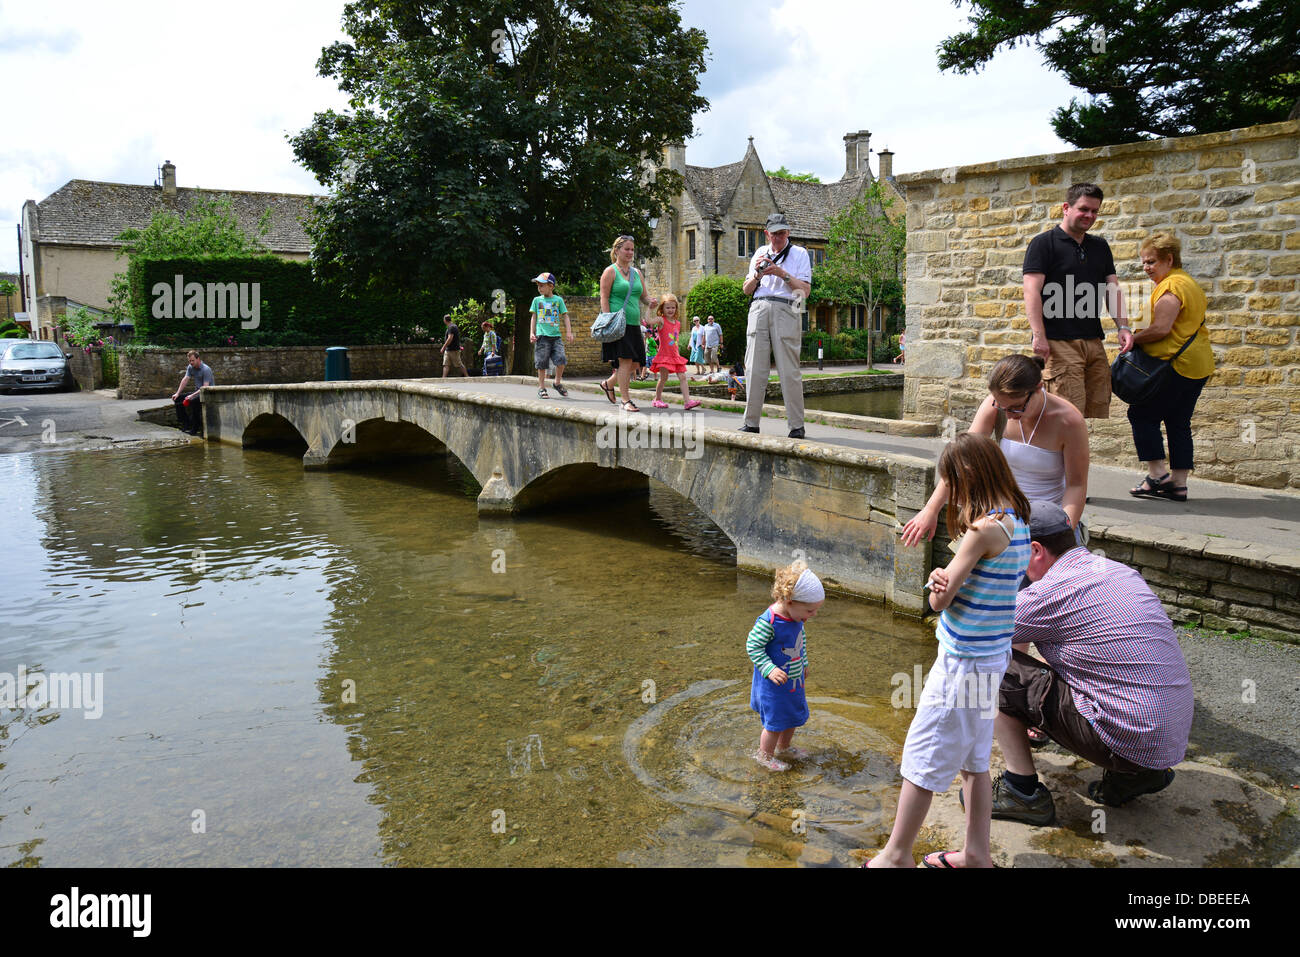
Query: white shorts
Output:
[[899, 649, 1011, 793]]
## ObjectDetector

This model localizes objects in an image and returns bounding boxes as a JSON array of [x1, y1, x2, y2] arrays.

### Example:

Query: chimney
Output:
[[843, 130, 870, 177], [162, 160, 176, 197], [665, 143, 686, 177], [878, 147, 894, 179]]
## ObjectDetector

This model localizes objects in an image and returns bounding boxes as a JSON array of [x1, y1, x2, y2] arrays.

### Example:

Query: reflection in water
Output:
[[0, 443, 934, 866], [804, 388, 902, 419]]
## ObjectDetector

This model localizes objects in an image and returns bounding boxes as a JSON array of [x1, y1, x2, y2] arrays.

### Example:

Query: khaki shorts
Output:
[[443, 350, 466, 374], [1044, 337, 1110, 418]]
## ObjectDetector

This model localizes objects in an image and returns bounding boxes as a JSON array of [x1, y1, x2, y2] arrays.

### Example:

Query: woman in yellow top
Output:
[[1126, 232, 1214, 502]]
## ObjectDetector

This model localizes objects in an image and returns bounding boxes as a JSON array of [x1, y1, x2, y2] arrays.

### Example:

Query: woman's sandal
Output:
[[622, 401, 640, 413], [1130, 473, 1174, 499], [600, 380, 617, 404]]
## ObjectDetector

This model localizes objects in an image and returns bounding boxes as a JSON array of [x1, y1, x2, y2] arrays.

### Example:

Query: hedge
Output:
[[128, 256, 437, 346]]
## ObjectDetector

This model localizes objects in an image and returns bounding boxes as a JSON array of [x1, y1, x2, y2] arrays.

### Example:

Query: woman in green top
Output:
[[599, 234, 658, 412], [1126, 232, 1214, 503]]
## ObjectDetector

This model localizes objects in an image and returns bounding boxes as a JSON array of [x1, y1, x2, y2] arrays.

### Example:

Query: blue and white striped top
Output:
[[936, 510, 1031, 658]]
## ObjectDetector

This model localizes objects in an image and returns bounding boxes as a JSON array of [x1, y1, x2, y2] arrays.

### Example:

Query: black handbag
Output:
[[1109, 318, 1205, 405]]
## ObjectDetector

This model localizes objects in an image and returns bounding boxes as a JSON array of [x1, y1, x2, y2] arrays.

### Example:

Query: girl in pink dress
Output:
[[645, 294, 702, 410]]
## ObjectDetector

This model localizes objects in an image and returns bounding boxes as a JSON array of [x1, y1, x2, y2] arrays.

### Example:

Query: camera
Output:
[[755, 257, 773, 275]]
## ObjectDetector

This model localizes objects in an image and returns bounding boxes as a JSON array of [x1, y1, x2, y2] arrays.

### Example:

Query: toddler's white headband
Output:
[[792, 568, 824, 604]]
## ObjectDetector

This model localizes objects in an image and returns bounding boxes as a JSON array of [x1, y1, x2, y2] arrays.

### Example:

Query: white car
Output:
[[0, 340, 73, 393]]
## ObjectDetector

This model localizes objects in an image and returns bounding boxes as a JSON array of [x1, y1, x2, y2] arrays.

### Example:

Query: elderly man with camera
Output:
[[740, 213, 813, 438]]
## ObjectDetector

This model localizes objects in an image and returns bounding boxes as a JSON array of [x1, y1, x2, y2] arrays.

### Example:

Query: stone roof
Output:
[[30, 180, 318, 253], [769, 172, 873, 239], [683, 161, 745, 221]]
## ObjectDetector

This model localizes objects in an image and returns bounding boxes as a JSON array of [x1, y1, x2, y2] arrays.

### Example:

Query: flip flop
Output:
[[922, 851, 958, 869], [600, 380, 617, 404]]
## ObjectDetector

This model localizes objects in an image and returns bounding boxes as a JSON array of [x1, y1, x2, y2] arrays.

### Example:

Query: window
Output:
[[687, 229, 696, 261], [848, 305, 865, 330], [738, 228, 761, 258], [807, 247, 827, 267], [872, 306, 883, 333]]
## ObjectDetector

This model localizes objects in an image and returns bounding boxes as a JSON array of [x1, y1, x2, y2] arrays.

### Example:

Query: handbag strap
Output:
[[1166, 316, 1206, 362]]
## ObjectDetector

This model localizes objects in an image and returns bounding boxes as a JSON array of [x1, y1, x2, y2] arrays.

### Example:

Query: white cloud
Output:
[[3, 0, 1086, 272]]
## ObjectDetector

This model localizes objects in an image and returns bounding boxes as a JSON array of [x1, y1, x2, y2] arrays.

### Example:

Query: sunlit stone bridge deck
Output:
[[202, 377, 940, 615]]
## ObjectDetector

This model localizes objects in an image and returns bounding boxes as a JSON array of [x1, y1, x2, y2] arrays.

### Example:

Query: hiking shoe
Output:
[[978, 772, 1057, 825], [1088, 769, 1175, 807]]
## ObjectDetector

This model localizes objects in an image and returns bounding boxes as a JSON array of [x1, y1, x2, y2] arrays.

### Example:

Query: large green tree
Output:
[[291, 0, 708, 371], [809, 180, 905, 370], [939, 1, 1300, 148]]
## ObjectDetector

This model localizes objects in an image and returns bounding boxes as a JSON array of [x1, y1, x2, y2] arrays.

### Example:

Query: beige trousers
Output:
[[743, 298, 804, 430]]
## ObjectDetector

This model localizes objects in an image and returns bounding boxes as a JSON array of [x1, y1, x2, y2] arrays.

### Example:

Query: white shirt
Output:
[[748, 242, 812, 299]]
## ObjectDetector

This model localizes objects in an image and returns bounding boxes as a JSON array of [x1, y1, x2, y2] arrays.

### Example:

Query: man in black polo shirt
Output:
[[1023, 184, 1133, 418]]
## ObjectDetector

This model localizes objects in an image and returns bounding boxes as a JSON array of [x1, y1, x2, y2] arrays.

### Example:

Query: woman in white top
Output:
[[901, 355, 1089, 547]]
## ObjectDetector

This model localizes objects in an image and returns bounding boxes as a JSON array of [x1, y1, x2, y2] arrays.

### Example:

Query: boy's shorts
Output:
[[534, 336, 565, 369], [900, 649, 1010, 793]]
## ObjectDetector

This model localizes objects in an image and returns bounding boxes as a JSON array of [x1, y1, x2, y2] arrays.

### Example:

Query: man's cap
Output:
[[765, 213, 792, 233], [1028, 500, 1071, 539], [531, 272, 557, 285]]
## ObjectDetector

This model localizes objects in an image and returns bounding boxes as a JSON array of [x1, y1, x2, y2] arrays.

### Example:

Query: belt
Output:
[[753, 295, 797, 307]]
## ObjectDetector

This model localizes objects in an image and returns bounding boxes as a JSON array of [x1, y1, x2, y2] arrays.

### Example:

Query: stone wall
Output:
[[897, 119, 1300, 489], [117, 344, 444, 399], [66, 346, 103, 391], [555, 297, 606, 376]]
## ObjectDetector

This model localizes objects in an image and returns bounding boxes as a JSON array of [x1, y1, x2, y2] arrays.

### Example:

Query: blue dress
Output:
[[748, 609, 809, 732]]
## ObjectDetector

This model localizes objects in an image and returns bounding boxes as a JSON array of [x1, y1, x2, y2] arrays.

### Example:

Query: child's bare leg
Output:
[[775, 728, 795, 751], [655, 371, 667, 402], [759, 729, 783, 756], [554, 362, 566, 385], [537, 369, 546, 390], [871, 779, 933, 867], [679, 377, 692, 401], [950, 769, 995, 868]]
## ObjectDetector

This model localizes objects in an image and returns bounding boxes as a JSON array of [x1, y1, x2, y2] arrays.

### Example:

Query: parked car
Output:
[[0, 340, 73, 393]]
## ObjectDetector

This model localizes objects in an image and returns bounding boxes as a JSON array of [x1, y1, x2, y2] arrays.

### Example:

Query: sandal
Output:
[[538, 388, 548, 398], [554, 382, 568, 397], [684, 399, 702, 411], [1027, 727, 1049, 748], [652, 400, 668, 409], [622, 401, 640, 413], [600, 380, 617, 404], [1129, 472, 1173, 499]]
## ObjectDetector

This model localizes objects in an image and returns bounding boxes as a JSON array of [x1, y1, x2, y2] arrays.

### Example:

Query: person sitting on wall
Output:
[[170, 349, 214, 436], [986, 501, 1193, 826]]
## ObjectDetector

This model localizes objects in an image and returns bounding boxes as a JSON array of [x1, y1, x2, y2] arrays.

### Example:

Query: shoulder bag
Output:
[[592, 266, 640, 342], [1109, 318, 1206, 405]]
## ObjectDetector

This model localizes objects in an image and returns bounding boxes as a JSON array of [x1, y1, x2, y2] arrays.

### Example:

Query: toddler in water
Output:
[[867, 433, 1030, 867], [748, 560, 825, 771]]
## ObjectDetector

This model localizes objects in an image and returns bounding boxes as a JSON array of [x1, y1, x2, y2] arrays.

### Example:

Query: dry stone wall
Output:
[[897, 120, 1300, 489]]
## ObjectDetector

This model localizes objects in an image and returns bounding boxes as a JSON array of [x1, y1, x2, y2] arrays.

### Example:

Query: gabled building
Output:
[[644, 129, 903, 335], [19, 161, 316, 339]]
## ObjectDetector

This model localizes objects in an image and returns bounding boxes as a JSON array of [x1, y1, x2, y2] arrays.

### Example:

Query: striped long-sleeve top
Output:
[[746, 609, 806, 685]]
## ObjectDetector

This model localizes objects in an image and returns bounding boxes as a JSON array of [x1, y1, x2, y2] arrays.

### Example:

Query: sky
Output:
[[0, 0, 1082, 274]]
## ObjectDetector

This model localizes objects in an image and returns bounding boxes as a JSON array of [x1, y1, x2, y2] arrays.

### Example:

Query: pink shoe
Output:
[[684, 399, 702, 411], [652, 400, 669, 408]]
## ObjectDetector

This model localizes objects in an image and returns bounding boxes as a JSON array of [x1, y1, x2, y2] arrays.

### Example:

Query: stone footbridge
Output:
[[202, 380, 936, 615]]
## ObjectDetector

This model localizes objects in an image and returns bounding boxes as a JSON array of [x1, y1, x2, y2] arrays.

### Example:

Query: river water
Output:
[[0, 443, 938, 867]]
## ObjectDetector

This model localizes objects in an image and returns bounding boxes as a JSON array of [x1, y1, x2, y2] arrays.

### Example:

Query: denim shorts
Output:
[[534, 336, 565, 369]]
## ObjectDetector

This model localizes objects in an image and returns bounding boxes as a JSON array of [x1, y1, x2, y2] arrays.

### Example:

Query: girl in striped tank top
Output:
[[867, 433, 1031, 868]]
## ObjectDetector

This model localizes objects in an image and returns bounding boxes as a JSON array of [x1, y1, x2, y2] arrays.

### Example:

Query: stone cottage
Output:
[[18, 161, 316, 339], [643, 130, 904, 335]]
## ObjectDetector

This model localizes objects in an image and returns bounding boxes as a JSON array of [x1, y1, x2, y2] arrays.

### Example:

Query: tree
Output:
[[0, 279, 16, 320], [291, 0, 708, 373], [810, 180, 905, 370], [939, 1, 1300, 148], [106, 196, 269, 323], [682, 275, 749, 365], [767, 166, 821, 183]]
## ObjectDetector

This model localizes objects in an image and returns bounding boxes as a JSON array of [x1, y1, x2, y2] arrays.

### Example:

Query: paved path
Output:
[[426, 376, 1300, 555], [0, 390, 192, 455]]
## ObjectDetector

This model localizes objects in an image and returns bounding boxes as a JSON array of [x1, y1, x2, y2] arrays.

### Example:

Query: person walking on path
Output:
[[1124, 233, 1213, 503], [440, 314, 468, 377], [740, 213, 812, 438], [703, 315, 723, 374], [989, 501, 1192, 824], [599, 235, 657, 413], [170, 350, 214, 436], [529, 272, 573, 398], [644, 294, 702, 410], [1022, 183, 1133, 418], [688, 317, 705, 375]]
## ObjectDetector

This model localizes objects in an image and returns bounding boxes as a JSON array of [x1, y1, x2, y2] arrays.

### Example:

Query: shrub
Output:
[[683, 275, 749, 363]]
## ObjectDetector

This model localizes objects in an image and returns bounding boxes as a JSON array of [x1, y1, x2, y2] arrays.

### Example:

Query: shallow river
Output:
[[0, 443, 938, 867]]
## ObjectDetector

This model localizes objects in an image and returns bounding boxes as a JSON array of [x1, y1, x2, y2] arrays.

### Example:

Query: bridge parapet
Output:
[[202, 380, 936, 615]]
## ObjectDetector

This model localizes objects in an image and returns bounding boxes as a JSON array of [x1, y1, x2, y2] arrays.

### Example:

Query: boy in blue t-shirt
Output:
[[529, 271, 574, 398]]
